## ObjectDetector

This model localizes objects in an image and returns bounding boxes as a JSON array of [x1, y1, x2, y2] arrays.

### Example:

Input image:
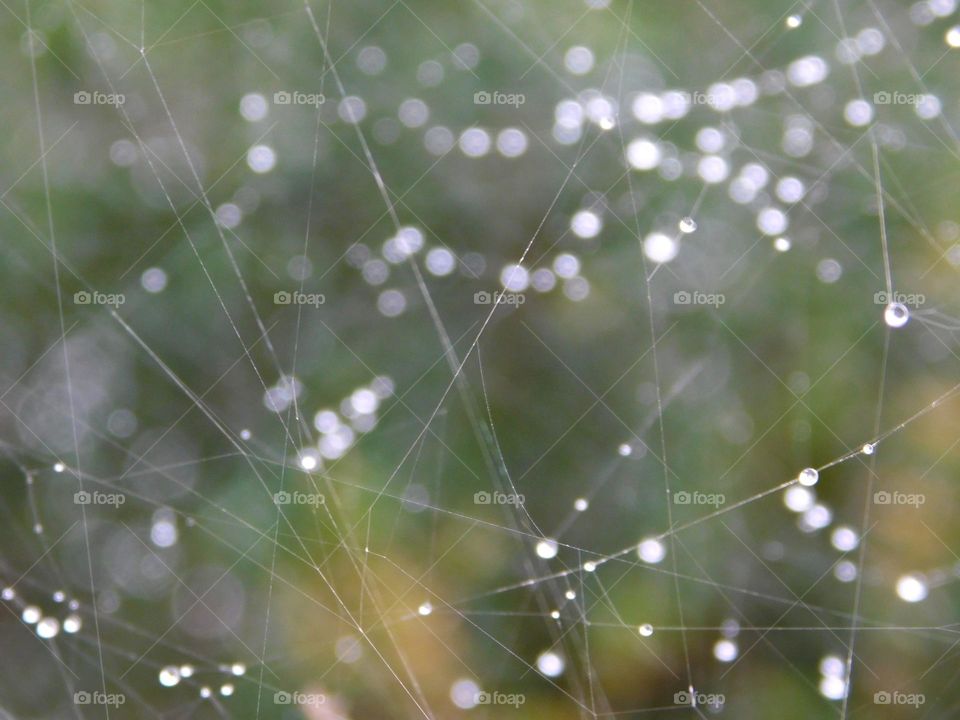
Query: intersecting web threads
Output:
[[4, 0, 960, 718]]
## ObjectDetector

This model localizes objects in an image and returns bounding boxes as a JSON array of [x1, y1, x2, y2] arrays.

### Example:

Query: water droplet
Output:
[[583, 561, 597, 572], [678, 217, 697, 233], [774, 237, 791, 252], [220, 684, 234, 696], [830, 526, 859, 552], [536, 539, 559, 559], [63, 614, 82, 633], [618, 443, 632, 457], [574, 498, 589, 512], [819, 654, 845, 678], [536, 651, 564, 677], [884, 302, 910, 328], [861, 443, 875, 455], [819, 675, 847, 700], [637, 538, 666, 564], [713, 639, 738, 662], [550, 610, 560, 619], [418, 601, 433, 616], [159, 666, 181, 687], [784, 486, 815, 512], [638, 623, 654, 637], [22, 606, 40, 624], [230, 663, 246, 676], [786, 14, 802, 28], [798, 467, 819, 486], [896, 574, 928, 602], [564, 590, 576, 600], [36, 617, 60, 639]]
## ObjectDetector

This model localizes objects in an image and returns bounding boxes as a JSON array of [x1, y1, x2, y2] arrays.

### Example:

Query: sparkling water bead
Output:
[[678, 217, 697, 233], [884, 302, 910, 328], [798, 467, 819, 486]]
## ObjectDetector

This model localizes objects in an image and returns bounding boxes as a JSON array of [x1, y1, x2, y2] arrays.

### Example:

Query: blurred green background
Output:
[[2, 0, 960, 717]]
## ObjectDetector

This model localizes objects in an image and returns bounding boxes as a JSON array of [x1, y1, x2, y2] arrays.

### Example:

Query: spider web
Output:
[[2, 0, 960, 718]]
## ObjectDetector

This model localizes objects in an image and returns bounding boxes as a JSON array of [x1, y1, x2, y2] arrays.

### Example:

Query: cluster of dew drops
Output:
[[79, 0, 960, 708]]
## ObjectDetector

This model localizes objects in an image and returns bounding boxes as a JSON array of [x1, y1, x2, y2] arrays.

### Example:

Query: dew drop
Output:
[[798, 467, 819, 486], [678, 217, 697, 234], [159, 666, 181, 687], [63, 614, 82, 633], [536, 538, 559, 559], [896, 574, 928, 602], [418, 601, 433, 616], [713, 639, 738, 662], [637, 538, 666, 564], [861, 443, 875, 455], [638, 623, 654, 637], [36, 617, 60, 639], [884, 302, 909, 328], [536, 651, 565, 677]]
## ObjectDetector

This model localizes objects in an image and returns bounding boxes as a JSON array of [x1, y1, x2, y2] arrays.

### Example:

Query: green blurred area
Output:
[[1, 0, 960, 718]]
